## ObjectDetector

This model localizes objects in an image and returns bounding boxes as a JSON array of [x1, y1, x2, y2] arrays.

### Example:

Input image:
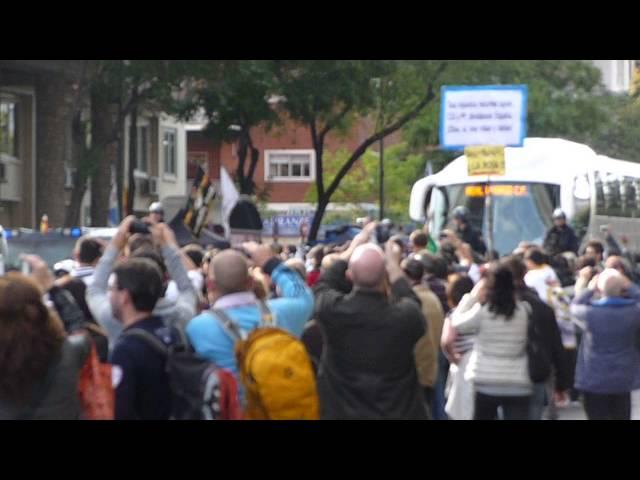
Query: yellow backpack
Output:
[[214, 301, 319, 420]]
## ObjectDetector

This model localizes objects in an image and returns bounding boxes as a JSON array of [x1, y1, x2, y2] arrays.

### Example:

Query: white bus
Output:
[[409, 137, 640, 256]]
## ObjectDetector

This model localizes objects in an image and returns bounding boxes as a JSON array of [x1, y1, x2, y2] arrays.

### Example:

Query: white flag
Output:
[[220, 167, 240, 228]]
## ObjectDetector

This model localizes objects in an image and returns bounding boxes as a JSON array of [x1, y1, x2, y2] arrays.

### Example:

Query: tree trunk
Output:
[[36, 72, 74, 227], [90, 88, 117, 226], [64, 111, 89, 227], [246, 143, 260, 195], [308, 196, 330, 242], [236, 132, 249, 194], [116, 124, 125, 221], [304, 63, 447, 239], [66, 174, 89, 226], [126, 103, 138, 215]]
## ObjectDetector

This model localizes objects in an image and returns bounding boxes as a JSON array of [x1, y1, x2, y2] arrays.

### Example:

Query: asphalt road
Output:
[[553, 390, 640, 420]]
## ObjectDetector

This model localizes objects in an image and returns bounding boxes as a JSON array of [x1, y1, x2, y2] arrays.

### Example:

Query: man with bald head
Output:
[[313, 222, 428, 420], [571, 268, 640, 420], [349, 244, 388, 287], [186, 243, 314, 378]]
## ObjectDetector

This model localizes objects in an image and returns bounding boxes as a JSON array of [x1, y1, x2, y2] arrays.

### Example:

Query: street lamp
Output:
[[372, 78, 386, 221]]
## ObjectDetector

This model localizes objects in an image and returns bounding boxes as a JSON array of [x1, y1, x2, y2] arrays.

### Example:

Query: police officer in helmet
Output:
[[451, 206, 487, 256], [543, 208, 579, 256], [149, 202, 164, 224]]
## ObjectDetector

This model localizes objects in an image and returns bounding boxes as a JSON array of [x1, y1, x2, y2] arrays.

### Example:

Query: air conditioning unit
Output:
[[149, 176, 159, 196], [64, 167, 76, 189], [136, 177, 150, 196]]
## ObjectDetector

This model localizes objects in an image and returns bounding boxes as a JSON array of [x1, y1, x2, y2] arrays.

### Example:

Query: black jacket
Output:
[[519, 288, 572, 391], [543, 225, 579, 256], [110, 316, 180, 420], [313, 261, 428, 420], [456, 225, 487, 256]]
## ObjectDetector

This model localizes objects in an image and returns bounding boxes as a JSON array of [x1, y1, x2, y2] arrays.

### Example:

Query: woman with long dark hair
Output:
[[451, 261, 533, 420], [0, 267, 90, 419]]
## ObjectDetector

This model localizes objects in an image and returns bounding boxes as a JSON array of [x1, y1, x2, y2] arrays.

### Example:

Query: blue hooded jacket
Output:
[[571, 288, 640, 394], [186, 259, 314, 379]]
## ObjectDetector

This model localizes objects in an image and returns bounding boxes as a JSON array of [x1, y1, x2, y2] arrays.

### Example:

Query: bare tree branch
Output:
[[318, 102, 353, 142]]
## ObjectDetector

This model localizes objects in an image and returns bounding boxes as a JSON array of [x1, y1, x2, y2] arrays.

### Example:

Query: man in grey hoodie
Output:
[[87, 216, 198, 346]]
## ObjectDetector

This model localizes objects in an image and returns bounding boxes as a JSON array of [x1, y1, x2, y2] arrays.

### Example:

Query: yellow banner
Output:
[[465, 145, 505, 176]]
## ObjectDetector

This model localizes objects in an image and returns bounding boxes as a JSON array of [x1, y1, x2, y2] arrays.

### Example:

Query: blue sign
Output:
[[439, 85, 528, 151], [263, 215, 312, 237]]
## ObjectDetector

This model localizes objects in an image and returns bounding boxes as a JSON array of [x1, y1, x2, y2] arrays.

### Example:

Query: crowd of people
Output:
[[2, 203, 640, 420]]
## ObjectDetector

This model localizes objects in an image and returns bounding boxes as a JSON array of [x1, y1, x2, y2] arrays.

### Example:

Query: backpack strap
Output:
[[211, 309, 247, 342], [84, 322, 109, 338], [257, 300, 276, 327], [211, 301, 275, 343], [173, 326, 192, 351], [121, 329, 170, 358]]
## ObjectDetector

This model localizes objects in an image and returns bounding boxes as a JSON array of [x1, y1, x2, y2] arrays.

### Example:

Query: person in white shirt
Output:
[[451, 261, 533, 420], [164, 244, 205, 304], [69, 237, 104, 286], [524, 247, 559, 304]]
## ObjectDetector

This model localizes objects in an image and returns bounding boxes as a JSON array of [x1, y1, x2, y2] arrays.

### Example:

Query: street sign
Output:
[[440, 85, 528, 150], [262, 215, 312, 237], [465, 145, 505, 176]]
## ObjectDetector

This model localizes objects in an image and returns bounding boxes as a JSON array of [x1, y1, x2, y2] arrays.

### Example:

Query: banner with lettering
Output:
[[465, 145, 505, 176], [440, 85, 528, 150]]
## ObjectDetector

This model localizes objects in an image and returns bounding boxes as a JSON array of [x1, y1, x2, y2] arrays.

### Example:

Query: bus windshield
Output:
[[429, 182, 559, 256]]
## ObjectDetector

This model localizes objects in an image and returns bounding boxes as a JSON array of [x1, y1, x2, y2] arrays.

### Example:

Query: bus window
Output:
[[634, 179, 640, 217], [442, 182, 557, 255], [603, 174, 622, 217], [594, 172, 605, 214], [427, 186, 448, 237], [572, 174, 591, 240], [624, 177, 638, 218]]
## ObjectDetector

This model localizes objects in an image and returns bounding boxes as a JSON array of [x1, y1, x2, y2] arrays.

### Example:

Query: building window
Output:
[[163, 128, 177, 176], [265, 150, 314, 182], [0, 98, 18, 158], [136, 125, 150, 173]]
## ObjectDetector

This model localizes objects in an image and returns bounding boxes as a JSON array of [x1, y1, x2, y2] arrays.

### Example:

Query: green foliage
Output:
[[590, 95, 640, 161], [271, 60, 393, 136], [305, 143, 425, 224], [403, 60, 631, 168], [272, 60, 447, 239], [321, 208, 370, 226], [170, 61, 279, 142]]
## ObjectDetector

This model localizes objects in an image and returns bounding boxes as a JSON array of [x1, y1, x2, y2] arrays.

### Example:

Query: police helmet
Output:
[[552, 208, 566, 220], [452, 206, 470, 222], [149, 202, 164, 215]]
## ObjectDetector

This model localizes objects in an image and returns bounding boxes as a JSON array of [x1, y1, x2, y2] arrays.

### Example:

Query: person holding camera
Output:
[[571, 269, 640, 420], [313, 222, 428, 419], [86, 216, 198, 345]]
